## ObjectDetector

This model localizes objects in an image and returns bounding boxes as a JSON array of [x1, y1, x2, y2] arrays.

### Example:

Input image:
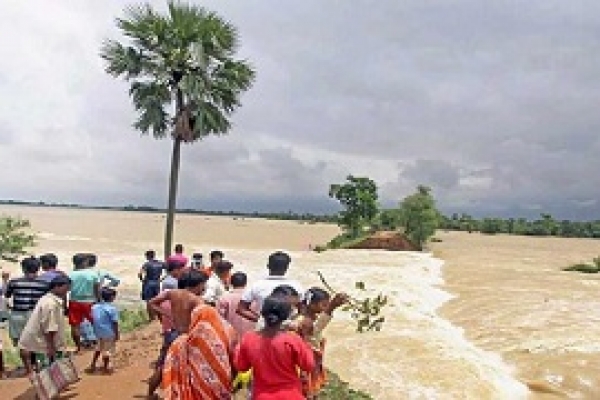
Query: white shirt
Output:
[[203, 275, 226, 304], [240, 275, 304, 312]]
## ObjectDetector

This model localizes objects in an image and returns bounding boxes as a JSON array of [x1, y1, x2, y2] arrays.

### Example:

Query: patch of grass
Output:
[[315, 233, 369, 252], [563, 263, 600, 273], [563, 256, 600, 274], [321, 369, 373, 399], [119, 307, 150, 333]]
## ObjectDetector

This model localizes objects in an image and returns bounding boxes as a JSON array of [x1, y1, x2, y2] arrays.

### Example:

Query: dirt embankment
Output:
[[348, 231, 418, 251]]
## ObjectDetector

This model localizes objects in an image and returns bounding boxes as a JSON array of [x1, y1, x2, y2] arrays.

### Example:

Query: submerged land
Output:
[[0, 204, 599, 398]]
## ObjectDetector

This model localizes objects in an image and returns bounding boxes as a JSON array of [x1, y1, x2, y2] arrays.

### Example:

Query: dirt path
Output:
[[3, 322, 169, 399]]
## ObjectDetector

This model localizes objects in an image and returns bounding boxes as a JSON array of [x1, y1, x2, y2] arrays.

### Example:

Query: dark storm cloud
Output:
[[0, 1, 598, 218]]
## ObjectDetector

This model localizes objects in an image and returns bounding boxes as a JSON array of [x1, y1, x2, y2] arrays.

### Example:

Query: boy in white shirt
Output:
[[203, 261, 233, 306]]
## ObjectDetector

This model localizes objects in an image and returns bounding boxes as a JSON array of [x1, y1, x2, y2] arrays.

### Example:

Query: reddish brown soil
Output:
[[348, 231, 418, 251], [2, 322, 166, 399]]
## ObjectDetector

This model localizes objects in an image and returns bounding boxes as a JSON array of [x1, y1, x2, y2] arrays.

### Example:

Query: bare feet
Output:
[[101, 367, 114, 375], [84, 366, 97, 374]]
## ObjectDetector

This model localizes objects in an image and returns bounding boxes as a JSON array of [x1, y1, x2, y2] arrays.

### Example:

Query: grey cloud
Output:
[[0, 1, 598, 218]]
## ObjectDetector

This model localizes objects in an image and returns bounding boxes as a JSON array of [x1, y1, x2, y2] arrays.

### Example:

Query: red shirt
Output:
[[235, 331, 315, 400]]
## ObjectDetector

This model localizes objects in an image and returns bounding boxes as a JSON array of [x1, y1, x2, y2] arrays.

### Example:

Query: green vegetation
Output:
[[0, 216, 35, 262], [321, 370, 373, 399], [317, 272, 387, 333], [325, 178, 440, 251], [440, 213, 600, 239], [329, 176, 379, 237], [101, 1, 255, 258], [398, 185, 439, 250], [563, 256, 600, 274]]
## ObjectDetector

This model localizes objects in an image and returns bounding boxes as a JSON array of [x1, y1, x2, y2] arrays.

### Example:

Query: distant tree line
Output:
[[0, 199, 336, 224], [438, 213, 600, 238]]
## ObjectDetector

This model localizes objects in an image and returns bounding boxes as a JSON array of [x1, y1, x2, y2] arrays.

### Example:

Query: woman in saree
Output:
[[162, 303, 237, 400]]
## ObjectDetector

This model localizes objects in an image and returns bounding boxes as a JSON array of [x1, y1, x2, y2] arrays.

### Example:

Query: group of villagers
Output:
[[139, 245, 350, 399]]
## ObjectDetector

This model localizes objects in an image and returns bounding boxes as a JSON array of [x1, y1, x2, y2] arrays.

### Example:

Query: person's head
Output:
[[40, 253, 58, 271], [261, 295, 292, 329], [304, 287, 331, 314], [101, 287, 117, 303], [192, 252, 203, 263], [214, 261, 233, 280], [271, 285, 300, 309], [145, 250, 156, 261], [178, 269, 209, 296], [49, 275, 71, 296], [166, 260, 185, 278], [267, 251, 291, 276], [85, 253, 98, 268], [174, 244, 184, 254], [72, 253, 88, 270], [230, 272, 247, 289], [210, 250, 224, 266], [21, 256, 41, 275]]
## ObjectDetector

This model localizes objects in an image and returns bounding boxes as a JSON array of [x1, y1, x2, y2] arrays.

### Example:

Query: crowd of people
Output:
[[0, 244, 349, 399]]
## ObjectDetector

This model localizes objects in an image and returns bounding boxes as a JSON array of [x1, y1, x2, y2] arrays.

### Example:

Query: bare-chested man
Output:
[[146, 269, 208, 399]]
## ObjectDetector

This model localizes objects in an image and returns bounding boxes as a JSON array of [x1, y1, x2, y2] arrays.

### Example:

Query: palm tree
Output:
[[101, 2, 255, 258]]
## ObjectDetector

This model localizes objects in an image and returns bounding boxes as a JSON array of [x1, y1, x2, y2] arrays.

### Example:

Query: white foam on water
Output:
[[72, 246, 530, 398]]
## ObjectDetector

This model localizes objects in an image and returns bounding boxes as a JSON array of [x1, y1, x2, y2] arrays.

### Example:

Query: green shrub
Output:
[[119, 307, 150, 333], [321, 370, 373, 399], [563, 263, 600, 273]]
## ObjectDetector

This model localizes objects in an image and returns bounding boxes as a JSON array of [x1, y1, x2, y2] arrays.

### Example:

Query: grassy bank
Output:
[[314, 232, 368, 252]]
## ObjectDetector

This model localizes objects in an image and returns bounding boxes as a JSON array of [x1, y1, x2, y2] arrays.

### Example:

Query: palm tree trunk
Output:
[[164, 136, 181, 259], [164, 87, 185, 259]]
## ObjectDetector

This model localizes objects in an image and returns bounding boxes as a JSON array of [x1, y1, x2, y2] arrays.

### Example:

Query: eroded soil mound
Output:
[[348, 231, 418, 251]]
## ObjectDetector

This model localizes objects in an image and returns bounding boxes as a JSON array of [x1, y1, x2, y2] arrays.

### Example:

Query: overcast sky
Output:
[[0, 1, 598, 219]]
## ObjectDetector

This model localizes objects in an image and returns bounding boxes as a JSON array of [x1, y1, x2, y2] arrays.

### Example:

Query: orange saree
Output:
[[162, 304, 236, 400]]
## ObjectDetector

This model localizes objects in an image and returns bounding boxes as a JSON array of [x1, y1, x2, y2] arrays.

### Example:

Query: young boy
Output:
[[88, 287, 119, 374], [217, 272, 257, 337], [204, 250, 224, 276], [203, 261, 233, 306]]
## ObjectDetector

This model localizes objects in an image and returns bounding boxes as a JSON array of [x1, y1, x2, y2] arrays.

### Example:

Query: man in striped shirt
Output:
[[4, 257, 49, 347]]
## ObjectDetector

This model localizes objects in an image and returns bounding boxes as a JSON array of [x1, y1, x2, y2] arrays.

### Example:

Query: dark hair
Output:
[[271, 285, 299, 298], [49, 275, 71, 289], [72, 253, 87, 269], [101, 287, 117, 302], [230, 272, 247, 288], [304, 287, 330, 305], [267, 251, 291, 275], [210, 250, 224, 261], [214, 261, 233, 276], [40, 253, 58, 270], [192, 253, 203, 260], [86, 253, 97, 267], [166, 259, 185, 273], [21, 256, 41, 274], [261, 295, 292, 328], [174, 244, 184, 254], [178, 269, 208, 289], [145, 250, 155, 260]]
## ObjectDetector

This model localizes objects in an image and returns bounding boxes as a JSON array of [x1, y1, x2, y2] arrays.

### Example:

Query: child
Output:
[[296, 288, 348, 399], [217, 272, 257, 338], [88, 287, 119, 374], [235, 295, 315, 400], [0, 270, 8, 379]]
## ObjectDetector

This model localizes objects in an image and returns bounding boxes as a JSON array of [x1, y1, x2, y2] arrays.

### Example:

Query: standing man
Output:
[[138, 250, 165, 320], [4, 257, 49, 351], [166, 244, 188, 268], [18, 275, 71, 377], [237, 251, 303, 323], [68, 253, 100, 353], [38, 254, 64, 283]]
